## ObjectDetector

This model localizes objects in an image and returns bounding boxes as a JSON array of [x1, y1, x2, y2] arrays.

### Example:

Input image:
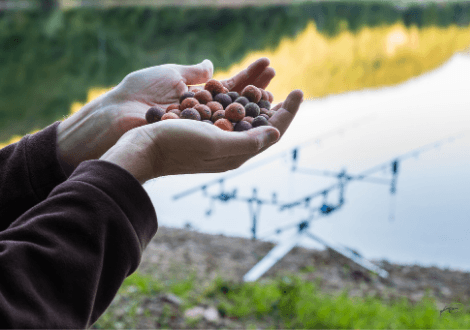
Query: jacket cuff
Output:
[[69, 160, 158, 249], [24, 121, 68, 201]]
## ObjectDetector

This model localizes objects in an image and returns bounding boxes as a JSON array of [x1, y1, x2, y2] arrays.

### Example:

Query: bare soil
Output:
[[128, 225, 470, 329]]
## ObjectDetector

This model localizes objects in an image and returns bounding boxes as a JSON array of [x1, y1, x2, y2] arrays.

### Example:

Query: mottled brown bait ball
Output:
[[227, 91, 239, 102], [242, 116, 254, 124], [194, 90, 212, 104], [204, 79, 225, 96], [206, 101, 224, 114], [259, 89, 269, 101], [202, 120, 213, 125], [194, 104, 212, 121], [166, 104, 180, 112], [234, 120, 252, 132], [225, 102, 246, 122], [241, 85, 262, 103], [234, 96, 249, 107], [245, 102, 260, 118], [259, 108, 269, 116], [211, 110, 225, 123], [181, 108, 201, 121], [260, 114, 270, 120], [191, 87, 203, 93], [169, 109, 182, 117], [146, 106, 166, 124], [258, 99, 271, 110], [161, 112, 179, 120], [214, 93, 232, 109], [267, 110, 276, 118], [180, 97, 200, 111], [179, 91, 195, 103], [214, 118, 233, 131], [266, 90, 274, 103], [252, 116, 270, 127]]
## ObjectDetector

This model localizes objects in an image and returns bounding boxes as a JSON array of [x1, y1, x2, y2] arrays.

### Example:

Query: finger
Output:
[[222, 57, 270, 93], [268, 89, 304, 137], [212, 125, 280, 157], [174, 59, 214, 86], [251, 67, 276, 90], [201, 153, 254, 173], [271, 102, 283, 111]]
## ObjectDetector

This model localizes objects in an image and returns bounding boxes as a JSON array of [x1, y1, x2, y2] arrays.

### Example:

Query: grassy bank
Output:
[[92, 268, 470, 329]]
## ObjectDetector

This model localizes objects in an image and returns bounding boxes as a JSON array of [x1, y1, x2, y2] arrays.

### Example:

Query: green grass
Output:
[[92, 268, 470, 329]]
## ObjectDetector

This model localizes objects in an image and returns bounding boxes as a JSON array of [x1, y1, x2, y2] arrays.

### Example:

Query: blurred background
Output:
[[2, 0, 470, 274]]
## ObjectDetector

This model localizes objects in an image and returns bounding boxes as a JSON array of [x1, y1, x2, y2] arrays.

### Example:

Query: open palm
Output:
[[56, 58, 276, 176], [109, 58, 276, 135]]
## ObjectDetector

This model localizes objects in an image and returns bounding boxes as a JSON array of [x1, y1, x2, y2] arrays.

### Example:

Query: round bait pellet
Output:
[[181, 108, 201, 121], [194, 90, 212, 104], [206, 101, 224, 115], [252, 115, 270, 127], [214, 118, 233, 131], [179, 91, 195, 103], [227, 91, 240, 102], [234, 120, 252, 131], [242, 116, 254, 124], [245, 102, 260, 118], [214, 93, 232, 109], [204, 79, 225, 97], [258, 99, 271, 110], [234, 96, 249, 107], [212, 110, 225, 123], [225, 102, 245, 122], [146, 106, 166, 123], [169, 109, 182, 117], [259, 114, 270, 120], [241, 85, 262, 103], [194, 104, 212, 121], [180, 97, 199, 111], [161, 112, 180, 120], [266, 90, 274, 103], [166, 104, 180, 112], [259, 89, 269, 101]]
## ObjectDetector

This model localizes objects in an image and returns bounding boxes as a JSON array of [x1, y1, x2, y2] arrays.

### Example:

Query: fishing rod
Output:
[[172, 114, 376, 201], [197, 129, 469, 240], [243, 130, 470, 282], [280, 129, 469, 211]]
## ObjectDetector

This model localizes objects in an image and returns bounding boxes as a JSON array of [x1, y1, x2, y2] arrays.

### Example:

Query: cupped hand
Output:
[[56, 58, 276, 176], [99, 89, 303, 184]]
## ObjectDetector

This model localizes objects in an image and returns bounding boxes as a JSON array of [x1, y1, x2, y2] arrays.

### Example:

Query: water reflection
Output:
[[1, 2, 470, 145], [214, 22, 470, 103]]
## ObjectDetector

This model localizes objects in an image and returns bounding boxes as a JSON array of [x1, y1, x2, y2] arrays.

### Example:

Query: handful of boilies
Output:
[[145, 79, 276, 131]]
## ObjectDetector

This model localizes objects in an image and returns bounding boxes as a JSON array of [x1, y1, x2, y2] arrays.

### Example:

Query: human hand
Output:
[[100, 89, 303, 184], [56, 58, 276, 176]]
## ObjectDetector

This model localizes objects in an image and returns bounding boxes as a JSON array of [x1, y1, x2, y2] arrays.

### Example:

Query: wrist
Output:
[[56, 90, 120, 176]]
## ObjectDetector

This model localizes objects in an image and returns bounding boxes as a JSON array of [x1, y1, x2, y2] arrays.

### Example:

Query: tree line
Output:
[[1, 2, 469, 141]]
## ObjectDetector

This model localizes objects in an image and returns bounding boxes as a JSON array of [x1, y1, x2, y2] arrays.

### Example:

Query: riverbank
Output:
[[93, 225, 470, 328]]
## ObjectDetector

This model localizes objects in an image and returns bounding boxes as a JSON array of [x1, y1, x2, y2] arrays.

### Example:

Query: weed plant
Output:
[[93, 268, 470, 329]]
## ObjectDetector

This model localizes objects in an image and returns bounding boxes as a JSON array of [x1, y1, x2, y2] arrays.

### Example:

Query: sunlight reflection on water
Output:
[[147, 53, 470, 272]]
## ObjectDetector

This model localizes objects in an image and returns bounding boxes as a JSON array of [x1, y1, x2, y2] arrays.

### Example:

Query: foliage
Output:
[[93, 268, 470, 329], [2, 2, 470, 142]]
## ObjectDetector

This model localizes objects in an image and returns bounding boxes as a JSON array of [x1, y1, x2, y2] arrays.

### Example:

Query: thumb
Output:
[[249, 126, 280, 150], [176, 59, 214, 86]]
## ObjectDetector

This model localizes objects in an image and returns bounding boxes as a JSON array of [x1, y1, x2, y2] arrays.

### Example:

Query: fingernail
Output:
[[267, 129, 279, 144]]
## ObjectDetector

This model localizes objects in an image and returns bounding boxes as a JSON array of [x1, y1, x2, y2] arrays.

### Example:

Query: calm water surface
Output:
[[145, 53, 470, 272]]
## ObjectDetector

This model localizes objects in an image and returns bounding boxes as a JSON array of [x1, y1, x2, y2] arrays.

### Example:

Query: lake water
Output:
[[144, 52, 470, 273]]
